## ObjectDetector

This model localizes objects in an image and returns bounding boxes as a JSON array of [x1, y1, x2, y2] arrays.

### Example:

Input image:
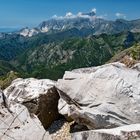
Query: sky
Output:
[[0, 0, 140, 28]]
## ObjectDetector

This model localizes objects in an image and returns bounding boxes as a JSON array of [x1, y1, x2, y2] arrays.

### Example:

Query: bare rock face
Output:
[[56, 62, 140, 129], [71, 124, 140, 140], [4, 78, 60, 129], [0, 90, 51, 140]]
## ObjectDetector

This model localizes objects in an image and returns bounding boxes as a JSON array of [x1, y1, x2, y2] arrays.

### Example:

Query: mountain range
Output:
[[1, 10, 140, 37], [19, 10, 140, 37], [0, 10, 140, 86]]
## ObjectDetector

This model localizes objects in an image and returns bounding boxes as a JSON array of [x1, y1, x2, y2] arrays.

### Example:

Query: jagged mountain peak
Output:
[[81, 9, 96, 17], [19, 27, 39, 37]]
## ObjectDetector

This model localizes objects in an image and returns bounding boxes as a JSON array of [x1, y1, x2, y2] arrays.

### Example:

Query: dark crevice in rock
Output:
[[1, 89, 8, 108], [107, 111, 130, 122], [64, 78, 76, 80], [70, 122, 89, 133], [36, 86, 62, 129], [89, 103, 102, 108]]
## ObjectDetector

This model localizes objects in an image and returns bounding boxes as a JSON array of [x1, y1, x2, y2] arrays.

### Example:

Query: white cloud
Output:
[[91, 8, 97, 13], [116, 13, 126, 19], [65, 12, 73, 17], [52, 15, 58, 18], [52, 8, 100, 20]]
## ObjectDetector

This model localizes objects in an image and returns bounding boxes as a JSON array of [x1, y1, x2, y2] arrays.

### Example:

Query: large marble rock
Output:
[[56, 62, 140, 129], [4, 78, 60, 129], [4, 78, 55, 103], [0, 90, 51, 140], [71, 124, 140, 140]]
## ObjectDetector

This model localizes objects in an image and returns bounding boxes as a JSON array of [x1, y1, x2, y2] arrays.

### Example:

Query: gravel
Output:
[[47, 119, 74, 140]]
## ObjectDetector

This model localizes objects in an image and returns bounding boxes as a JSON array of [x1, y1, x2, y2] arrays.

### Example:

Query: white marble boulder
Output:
[[4, 78, 60, 129], [56, 62, 140, 129]]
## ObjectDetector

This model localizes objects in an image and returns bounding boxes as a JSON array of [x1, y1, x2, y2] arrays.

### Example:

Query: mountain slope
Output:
[[0, 26, 140, 80], [0, 60, 17, 76], [0, 34, 27, 61], [0, 27, 94, 62], [0, 71, 20, 89], [109, 43, 140, 64], [15, 32, 140, 80]]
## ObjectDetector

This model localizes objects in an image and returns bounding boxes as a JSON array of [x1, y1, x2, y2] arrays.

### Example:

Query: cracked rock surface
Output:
[[0, 90, 51, 140], [72, 124, 140, 140]]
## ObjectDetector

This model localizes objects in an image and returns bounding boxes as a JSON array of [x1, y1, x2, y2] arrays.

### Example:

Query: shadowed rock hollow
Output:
[[37, 87, 60, 129]]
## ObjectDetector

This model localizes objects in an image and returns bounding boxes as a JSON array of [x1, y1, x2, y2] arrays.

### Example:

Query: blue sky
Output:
[[0, 0, 140, 28]]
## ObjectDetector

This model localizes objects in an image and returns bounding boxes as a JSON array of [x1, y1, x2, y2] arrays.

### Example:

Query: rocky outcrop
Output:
[[0, 90, 51, 140], [4, 78, 60, 129], [56, 62, 140, 129], [1, 63, 140, 140], [71, 124, 140, 140]]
